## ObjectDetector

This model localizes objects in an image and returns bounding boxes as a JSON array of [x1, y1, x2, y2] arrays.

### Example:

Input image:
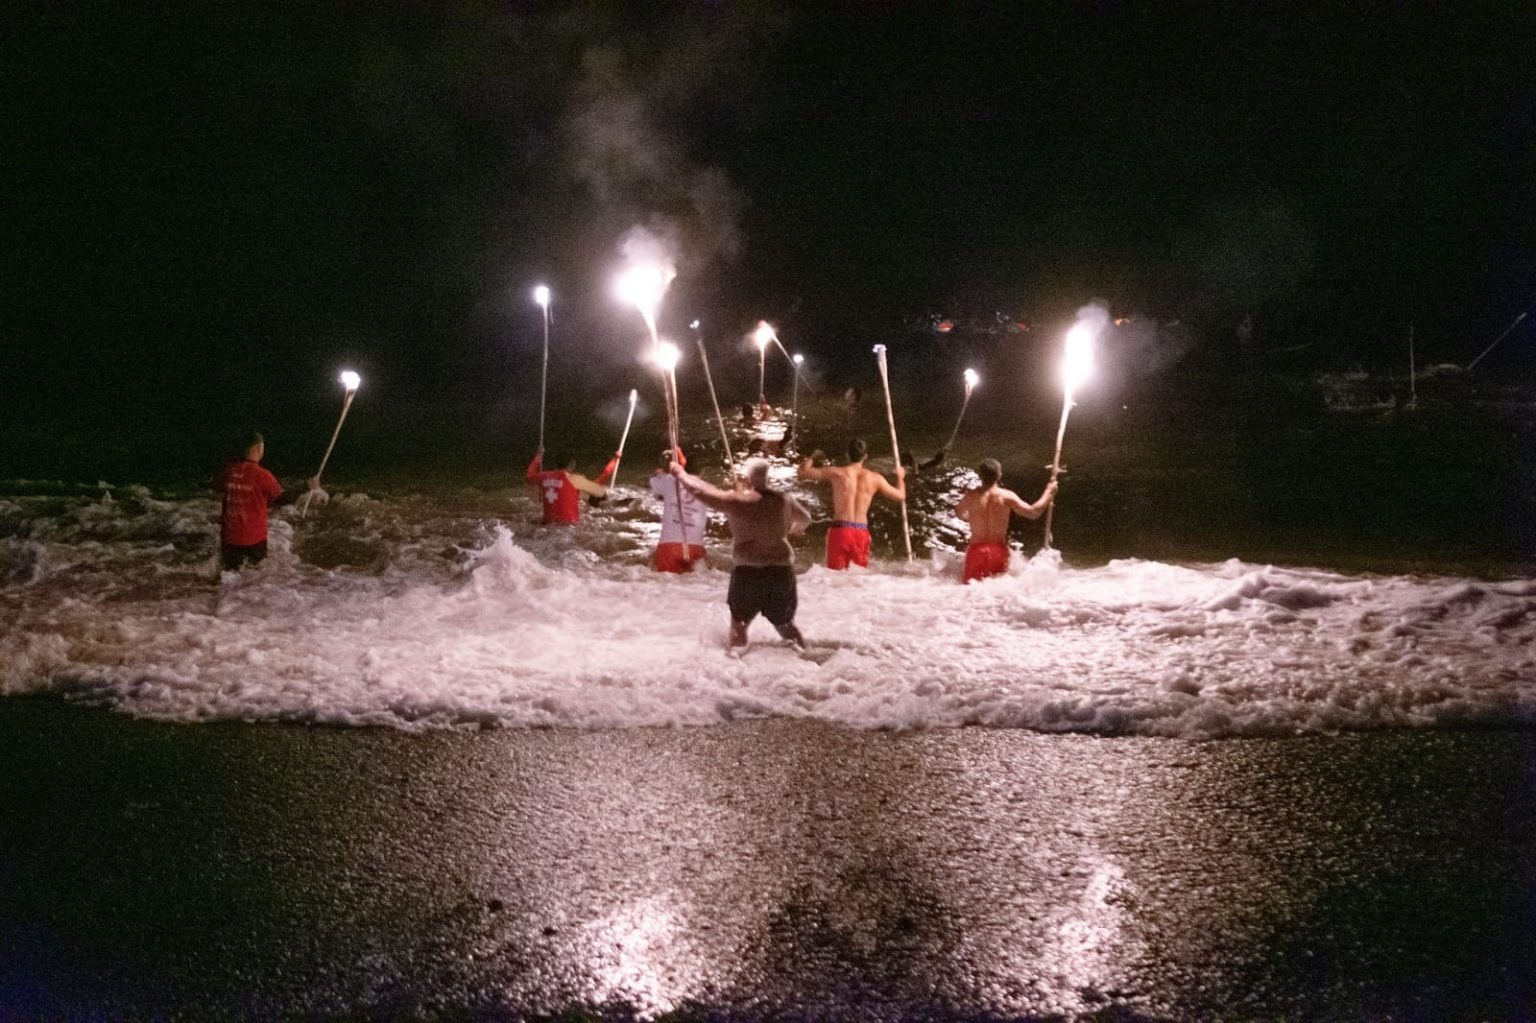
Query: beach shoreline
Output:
[[3, 697, 1533, 1020]]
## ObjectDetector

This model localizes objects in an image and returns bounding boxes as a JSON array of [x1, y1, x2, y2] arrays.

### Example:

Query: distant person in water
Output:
[[842, 386, 860, 425], [526, 448, 616, 525], [953, 458, 1056, 583], [217, 431, 318, 572], [797, 438, 905, 570], [650, 448, 708, 572], [745, 422, 795, 460], [671, 456, 810, 649]]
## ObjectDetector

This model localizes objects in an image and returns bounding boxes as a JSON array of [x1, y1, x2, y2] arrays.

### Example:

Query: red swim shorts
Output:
[[963, 542, 1010, 583], [825, 524, 871, 570], [653, 543, 706, 573]]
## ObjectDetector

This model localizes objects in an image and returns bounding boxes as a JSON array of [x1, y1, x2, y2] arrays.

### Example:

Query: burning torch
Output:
[[943, 367, 980, 452], [301, 369, 361, 519], [1042, 322, 1097, 550]]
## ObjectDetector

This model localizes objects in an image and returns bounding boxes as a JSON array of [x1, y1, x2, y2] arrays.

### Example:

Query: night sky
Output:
[[4, 4, 1534, 466]]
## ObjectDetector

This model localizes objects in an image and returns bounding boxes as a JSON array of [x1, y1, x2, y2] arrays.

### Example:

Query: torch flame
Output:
[[339, 370, 361, 392], [753, 321, 775, 351], [653, 341, 682, 372], [792, 353, 804, 366], [1061, 322, 1096, 400], [614, 262, 676, 337], [533, 284, 551, 308], [628, 388, 638, 404], [963, 367, 979, 392], [872, 344, 886, 355]]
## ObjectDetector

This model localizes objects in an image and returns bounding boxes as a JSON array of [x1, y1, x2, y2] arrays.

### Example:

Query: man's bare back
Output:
[[956, 480, 1057, 543], [798, 453, 905, 523]]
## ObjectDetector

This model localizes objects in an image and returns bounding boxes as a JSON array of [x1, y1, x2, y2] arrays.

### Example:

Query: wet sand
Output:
[[1, 698, 1533, 1021]]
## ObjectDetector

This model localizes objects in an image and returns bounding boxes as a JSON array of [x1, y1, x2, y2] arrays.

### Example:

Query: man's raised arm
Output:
[[875, 465, 907, 502], [568, 472, 607, 499], [671, 464, 737, 511], [1005, 481, 1057, 520], [798, 451, 831, 481]]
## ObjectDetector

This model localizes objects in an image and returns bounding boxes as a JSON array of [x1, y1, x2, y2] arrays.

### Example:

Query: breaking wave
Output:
[[1, 481, 1532, 737]]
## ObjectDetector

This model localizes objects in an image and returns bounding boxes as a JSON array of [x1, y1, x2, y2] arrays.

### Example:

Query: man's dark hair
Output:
[[241, 431, 264, 456], [549, 451, 573, 470], [846, 438, 868, 463], [977, 458, 1002, 488]]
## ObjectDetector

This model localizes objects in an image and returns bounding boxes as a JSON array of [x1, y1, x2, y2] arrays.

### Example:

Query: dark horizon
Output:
[[4, 4, 1535, 456]]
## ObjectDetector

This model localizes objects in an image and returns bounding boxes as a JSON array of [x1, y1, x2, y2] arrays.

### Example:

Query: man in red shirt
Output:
[[526, 449, 618, 525], [218, 432, 317, 571]]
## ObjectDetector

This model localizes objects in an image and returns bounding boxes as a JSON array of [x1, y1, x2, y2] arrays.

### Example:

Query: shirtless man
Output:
[[797, 438, 906, 570], [954, 458, 1057, 583], [672, 457, 811, 649]]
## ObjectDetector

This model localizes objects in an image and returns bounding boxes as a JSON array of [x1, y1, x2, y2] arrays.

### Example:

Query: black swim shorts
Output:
[[220, 540, 268, 572], [727, 565, 797, 626]]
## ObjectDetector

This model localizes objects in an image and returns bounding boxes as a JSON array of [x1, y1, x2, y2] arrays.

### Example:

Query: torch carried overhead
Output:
[[1042, 321, 1097, 550], [615, 262, 675, 353], [300, 369, 361, 519], [791, 353, 805, 434], [533, 284, 551, 452], [614, 254, 691, 560], [609, 389, 639, 490], [613, 253, 680, 450], [943, 368, 981, 451], [873, 344, 914, 562], [692, 321, 736, 473], [753, 321, 774, 412], [654, 341, 683, 462]]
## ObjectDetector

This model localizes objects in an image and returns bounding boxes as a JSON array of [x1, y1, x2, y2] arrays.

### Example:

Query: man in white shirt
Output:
[[649, 448, 710, 572]]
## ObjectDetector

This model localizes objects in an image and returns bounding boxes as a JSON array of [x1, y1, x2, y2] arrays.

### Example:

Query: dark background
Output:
[[3, 3, 1535, 479]]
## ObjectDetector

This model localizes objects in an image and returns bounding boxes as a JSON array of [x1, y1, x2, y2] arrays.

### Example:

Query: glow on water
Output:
[[0, 480, 1533, 735]]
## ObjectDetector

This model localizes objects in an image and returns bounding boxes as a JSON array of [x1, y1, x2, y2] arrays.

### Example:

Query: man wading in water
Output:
[[217, 431, 319, 573], [525, 449, 616, 525], [797, 438, 906, 569], [671, 457, 810, 650], [954, 457, 1056, 583]]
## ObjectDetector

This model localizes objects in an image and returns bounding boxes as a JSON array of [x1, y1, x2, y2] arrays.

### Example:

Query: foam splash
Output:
[[1, 484, 1533, 736]]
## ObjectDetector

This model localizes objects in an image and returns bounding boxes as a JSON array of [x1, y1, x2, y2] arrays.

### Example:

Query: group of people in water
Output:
[[218, 421, 1055, 649], [519, 428, 1057, 648]]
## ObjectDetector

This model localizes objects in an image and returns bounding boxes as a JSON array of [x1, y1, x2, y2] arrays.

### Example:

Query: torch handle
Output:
[[302, 391, 356, 520], [875, 348, 914, 562], [943, 392, 973, 452], [695, 336, 736, 472], [663, 369, 694, 563], [1042, 398, 1072, 549], [611, 395, 638, 490], [538, 307, 550, 453]]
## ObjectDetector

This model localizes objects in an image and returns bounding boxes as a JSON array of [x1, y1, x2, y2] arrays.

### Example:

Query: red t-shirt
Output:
[[526, 454, 616, 525], [526, 454, 579, 524], [220, 459, 284, 546]]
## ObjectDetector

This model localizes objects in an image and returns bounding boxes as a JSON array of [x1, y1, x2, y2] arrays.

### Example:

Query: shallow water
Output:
[[2, 463, 1533, 736]]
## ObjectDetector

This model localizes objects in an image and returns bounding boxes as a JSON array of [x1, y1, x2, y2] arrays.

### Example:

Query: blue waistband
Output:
[[829, 520, 869, 530]]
